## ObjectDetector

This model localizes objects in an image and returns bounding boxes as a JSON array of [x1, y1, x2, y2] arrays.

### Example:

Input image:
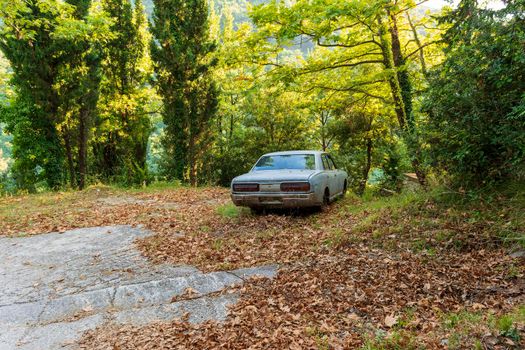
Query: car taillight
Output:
[[280, 182, 311, 192], [233, 183, 259, 192]]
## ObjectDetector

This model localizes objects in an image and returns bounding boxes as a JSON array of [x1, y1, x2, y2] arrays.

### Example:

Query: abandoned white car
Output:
[[231, 150, 348, 209]]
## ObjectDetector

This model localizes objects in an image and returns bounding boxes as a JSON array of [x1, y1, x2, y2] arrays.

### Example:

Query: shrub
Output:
[[423, 1, 525, 187]]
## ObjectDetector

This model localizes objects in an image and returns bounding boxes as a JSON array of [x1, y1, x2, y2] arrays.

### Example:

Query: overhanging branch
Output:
[[298, 60, 383, 75], [404, 40, 439, 59]]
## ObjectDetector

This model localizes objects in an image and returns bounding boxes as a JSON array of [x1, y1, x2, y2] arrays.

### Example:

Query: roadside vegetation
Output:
[[1, 0, 524, 195]]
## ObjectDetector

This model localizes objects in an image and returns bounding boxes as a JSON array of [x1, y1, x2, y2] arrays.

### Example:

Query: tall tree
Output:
[[55, 0, 105, 189], [94, 0, 152, 185], [0, 51, 13, 176], [378, 6, 426, 185], [150, 0, 218, 186], [0, 0, 72, 190]]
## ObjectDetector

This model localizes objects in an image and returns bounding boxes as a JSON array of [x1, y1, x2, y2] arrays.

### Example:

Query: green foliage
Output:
[[245, 0, 443, 186], [0, 125, 11, 173], [0, 0, 153, 191], [361, 330, 420, 350], [6, 104, 64, 190], [55, 0, 107, 190], [423, 0, 525, 186], [0, 0, 73, 190], [377, 141, 410, 192], [216, 203, 244, 218], [93, 0, 153, 186], [150, 0, 218, 186], [0, 54, 13, 179], [0, 0, 523, 194], [438, 306, 525, 348], [496, 314, 520, 340], [331, 97, 398, 193]]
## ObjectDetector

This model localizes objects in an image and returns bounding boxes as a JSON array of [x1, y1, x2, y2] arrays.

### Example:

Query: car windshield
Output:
[[253, 154, 316, 171]]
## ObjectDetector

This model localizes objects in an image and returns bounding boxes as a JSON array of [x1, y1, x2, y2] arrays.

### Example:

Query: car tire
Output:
[[342, 180, 347, 197], [251, 207, 265, 215], [322, 188, 330, 209]]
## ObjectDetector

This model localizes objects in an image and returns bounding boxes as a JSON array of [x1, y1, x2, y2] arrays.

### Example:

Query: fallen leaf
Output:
[[384, 314, 398, 328]]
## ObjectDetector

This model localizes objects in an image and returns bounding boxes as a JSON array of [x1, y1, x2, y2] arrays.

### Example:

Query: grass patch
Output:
[[119, 180, 182, 193], [212, 238, 223, 251], [323, 228, 346, 247], [436, 306, 525, 349], [361, 330, 421, 350], [0, 185, 116, 233], [338, 182, 525, 254], [496, 307, 525, 340], [0, 184, 228, 236], [343, 190, 424, 216], [216, 203, 245, 218], [256, 228, 276, 242]]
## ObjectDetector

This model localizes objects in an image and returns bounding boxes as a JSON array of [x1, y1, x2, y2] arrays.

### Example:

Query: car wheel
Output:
[[322, 188, 330, 207], [342, 180, 347, 197], [251, 207, 265, 215]]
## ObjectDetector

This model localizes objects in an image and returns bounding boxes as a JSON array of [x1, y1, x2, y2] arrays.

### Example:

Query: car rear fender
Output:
[[308, 171, 328, 204]]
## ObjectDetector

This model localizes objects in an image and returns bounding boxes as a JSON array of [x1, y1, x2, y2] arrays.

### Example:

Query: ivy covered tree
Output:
[[0, 0, 72, 190], [0, 52, 13, 182], [93, 0, 152, 185], [150, 0, 218, 186]]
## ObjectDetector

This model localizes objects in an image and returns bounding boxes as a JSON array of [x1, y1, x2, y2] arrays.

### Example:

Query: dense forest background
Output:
[[0, 0, 523, 194]]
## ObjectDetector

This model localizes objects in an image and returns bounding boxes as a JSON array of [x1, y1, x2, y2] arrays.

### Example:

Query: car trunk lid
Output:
[[233, 170, 319, 183]]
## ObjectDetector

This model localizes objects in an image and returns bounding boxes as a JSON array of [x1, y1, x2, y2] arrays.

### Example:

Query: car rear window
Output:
[[254, 154, 316, 170]]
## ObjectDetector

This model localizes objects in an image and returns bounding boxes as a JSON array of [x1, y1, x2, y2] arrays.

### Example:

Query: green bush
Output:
[[423, 0, 525, 187]]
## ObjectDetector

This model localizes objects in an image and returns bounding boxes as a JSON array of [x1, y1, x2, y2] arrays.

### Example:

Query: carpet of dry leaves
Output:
[[1, 185, 524, 348]]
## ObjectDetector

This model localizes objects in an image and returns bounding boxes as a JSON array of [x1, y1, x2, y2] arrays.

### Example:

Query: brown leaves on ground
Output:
[[80, 246, 524, 349], [3, 186, 524, 348], [138, 210, 331, 271], [0, 186, 228, 237]]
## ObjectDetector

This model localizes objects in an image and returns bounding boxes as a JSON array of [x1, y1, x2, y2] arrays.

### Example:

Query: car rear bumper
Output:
[[231, 192, 319, 208]]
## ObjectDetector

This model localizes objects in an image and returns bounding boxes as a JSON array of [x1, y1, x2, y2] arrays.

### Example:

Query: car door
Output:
[[321, 154, 337, 197], [327, 154, 344, 195]]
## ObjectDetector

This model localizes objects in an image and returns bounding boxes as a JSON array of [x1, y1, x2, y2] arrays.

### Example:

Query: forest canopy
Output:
[[0, 0, 523, 193]]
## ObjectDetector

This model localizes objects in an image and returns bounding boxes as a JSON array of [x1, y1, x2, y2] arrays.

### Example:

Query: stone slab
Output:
[[0, 225, 278, 350], [16, 314, 106, 350]]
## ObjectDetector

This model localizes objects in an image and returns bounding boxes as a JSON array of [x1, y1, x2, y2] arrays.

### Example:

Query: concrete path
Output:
[[0, 225, 277, 349]]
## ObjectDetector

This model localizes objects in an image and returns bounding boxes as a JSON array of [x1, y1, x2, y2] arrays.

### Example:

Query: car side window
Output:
[[327, 155, 337, 169], [321, 155, 331, 170]]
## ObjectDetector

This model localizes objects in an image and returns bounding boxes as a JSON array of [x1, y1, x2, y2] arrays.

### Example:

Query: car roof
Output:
[[262, 150, 325, 156]]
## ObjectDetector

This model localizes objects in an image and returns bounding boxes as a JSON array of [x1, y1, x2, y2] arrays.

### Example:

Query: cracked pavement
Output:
[[0, 225, 277, 349]]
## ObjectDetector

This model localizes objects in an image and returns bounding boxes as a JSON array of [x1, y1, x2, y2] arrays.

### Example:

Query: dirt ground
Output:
[[1, 185, 524, 349]]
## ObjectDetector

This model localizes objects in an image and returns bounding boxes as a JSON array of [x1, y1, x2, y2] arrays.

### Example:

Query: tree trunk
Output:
[[380, 12, 427, 186], [189, 163, 197, 187], [406, 12, 428, 77], [358, 138, 373, 195], [77, 109, 88, 190], [63, 128, 76, 188], [229, 95, 235, 142], [407, 12, 433, 186], [388, 10, 414, 129], [188, 132, 197, 186], [320, 111, 329, 151]]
